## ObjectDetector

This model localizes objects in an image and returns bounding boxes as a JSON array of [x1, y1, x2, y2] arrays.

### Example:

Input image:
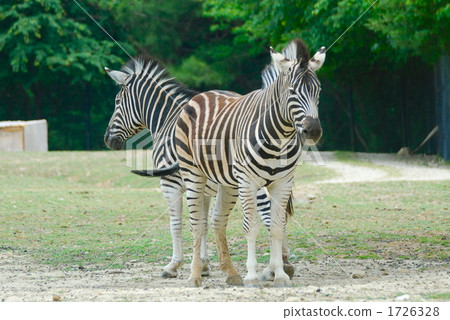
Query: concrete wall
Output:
[[0, 120, 48, 151]]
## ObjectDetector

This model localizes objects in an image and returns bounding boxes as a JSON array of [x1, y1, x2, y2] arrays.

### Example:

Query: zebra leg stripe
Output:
[[265, 178, 293, 287], [185, 171, 208, 287], [160, 175, 184, 278], [239, 181, 261, 287], [201, 195, 211, 276]]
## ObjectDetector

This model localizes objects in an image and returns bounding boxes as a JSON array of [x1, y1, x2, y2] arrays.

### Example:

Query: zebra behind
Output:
[[174, 39, 326, 287], [103, 56, 296, 282]]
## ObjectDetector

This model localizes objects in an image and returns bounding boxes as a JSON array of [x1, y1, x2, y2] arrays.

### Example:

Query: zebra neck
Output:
[[142, 91, 186, 137], [260, 74, 295, 139]]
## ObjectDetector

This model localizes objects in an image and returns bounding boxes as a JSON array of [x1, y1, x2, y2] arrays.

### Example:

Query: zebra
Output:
[[103, 56, 295, 283], [171, 39, 326, 287]]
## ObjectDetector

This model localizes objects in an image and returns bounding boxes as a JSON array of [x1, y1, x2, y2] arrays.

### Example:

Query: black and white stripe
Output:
[[175, 39, 326, 287], [104, 56, 296, 280]]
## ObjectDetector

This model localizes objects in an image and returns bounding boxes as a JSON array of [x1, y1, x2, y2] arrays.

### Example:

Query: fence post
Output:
[[434, 55, 449, 160]]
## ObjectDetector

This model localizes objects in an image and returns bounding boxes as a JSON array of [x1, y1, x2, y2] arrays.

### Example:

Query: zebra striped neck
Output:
[[125, 59, 196, 137], [258, 71, 296, 140]]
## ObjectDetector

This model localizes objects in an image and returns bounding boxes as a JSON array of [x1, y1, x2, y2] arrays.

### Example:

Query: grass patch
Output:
[[423, 293, 450, 301], [0, 151, 448, 269]]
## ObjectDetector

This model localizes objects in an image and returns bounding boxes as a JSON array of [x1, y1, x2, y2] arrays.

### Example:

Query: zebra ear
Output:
[[105, 67, 130, 85], [270, 47, 294, 74], [309, 46, 326, 71]]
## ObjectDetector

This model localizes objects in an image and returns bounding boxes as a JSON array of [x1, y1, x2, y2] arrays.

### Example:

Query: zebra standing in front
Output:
[[173, 39, 326, 287], [103, 56, 295, 282]]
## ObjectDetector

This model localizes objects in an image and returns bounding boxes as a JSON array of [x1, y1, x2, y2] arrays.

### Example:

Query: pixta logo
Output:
[[125, 129, 154, 169]]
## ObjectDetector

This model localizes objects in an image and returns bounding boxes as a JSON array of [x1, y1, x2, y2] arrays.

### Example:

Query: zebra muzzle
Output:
[[300, 116, 322, 145], [104, 130, 124, 150]]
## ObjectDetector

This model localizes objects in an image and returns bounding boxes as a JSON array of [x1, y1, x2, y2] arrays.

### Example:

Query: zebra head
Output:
[[104, 61, 146, 150], [271, 39, 326, 145]]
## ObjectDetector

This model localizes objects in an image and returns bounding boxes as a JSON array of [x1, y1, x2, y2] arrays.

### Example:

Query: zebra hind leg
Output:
[[201, 195, 211, 277], [185, 174, 208, 287], [160, 175, 184, 278], [211, 186, 243, 286]]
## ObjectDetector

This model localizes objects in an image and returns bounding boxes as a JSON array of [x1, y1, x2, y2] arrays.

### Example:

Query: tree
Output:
[[0, 0, 128, 149], [203, 0, 449, 153]]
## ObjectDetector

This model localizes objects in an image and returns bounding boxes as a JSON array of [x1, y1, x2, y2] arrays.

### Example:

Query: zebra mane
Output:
[[120, 56, 197, 98], [261, 38, 310, 89]]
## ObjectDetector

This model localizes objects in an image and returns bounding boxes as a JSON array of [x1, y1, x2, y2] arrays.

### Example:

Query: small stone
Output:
[[352, 272, 365, 279], [53, 295, 62, 302], [285, 297, 299, 302], [316, 288, 321, 292], [395, 294, 410, 301]]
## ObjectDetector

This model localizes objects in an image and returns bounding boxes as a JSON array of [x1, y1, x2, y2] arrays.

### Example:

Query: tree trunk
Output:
[[85, 82, 91, 150], [434, 55, 449, 160]]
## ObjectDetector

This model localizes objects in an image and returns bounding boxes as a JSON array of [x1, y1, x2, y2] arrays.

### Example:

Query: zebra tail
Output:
[[131, 162, 180, 177], [286, 192, 294, 217]]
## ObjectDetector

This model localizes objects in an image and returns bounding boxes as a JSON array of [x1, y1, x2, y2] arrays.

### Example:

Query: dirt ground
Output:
[[0, 250, 448, 302], [1, 152, 449, 302]]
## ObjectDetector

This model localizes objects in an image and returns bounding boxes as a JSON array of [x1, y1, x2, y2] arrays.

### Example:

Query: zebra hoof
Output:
[[244, 278, 261, 288], [226, 275, 244, 286], [201, 265, 211, 277], [161, 270, 178, 279], [274, 277, 291, 288], [283, 262, 295, 280], [260, 268, 275, 282], [187, 277, 202, 287]]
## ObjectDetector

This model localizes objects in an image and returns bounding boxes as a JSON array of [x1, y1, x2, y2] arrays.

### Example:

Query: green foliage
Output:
[[203, 0, 447, 152], [170, 56, 232, 90], [0, 0, 129, 149], [0, 0, 125, 80], [0, 0, 447, 151]]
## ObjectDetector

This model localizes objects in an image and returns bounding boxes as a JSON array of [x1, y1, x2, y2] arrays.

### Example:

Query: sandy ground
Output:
[[0, 250, 448, 302], [1, 153, 449, 302]]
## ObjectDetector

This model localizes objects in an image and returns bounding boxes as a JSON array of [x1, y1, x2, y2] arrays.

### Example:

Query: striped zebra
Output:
[[172, 39, 326, 287], [103, 56, 295, 282]]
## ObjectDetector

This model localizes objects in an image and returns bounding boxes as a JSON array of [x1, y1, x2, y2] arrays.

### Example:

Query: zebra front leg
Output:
[[257, 188, 295, 281], [160, 175, 184, 278], [261, 231, 295, 281], [266, 179, 293, 287], [211, 186, 243, 286], [239, 183, 260, 287], [185, 175, 208, 287]]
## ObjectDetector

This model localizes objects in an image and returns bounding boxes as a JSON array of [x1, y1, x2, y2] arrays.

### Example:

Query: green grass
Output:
[[423, 293, 450, 301], [0, 151, 449, 270]]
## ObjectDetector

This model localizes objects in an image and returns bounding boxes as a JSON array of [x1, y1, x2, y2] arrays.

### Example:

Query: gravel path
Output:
[[1, 250, 448, 302], [317, 152, 450, 184]]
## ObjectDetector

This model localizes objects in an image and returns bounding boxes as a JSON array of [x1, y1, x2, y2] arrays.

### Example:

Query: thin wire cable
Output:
[[75, 0, 379, 295], [104, 209, 166, 273], [326, 0, 380, 52], [242, 171, 375, 300], [72, 0, 134, 61], [287, 213, 376, 301], [71, 0, 200, 130]]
